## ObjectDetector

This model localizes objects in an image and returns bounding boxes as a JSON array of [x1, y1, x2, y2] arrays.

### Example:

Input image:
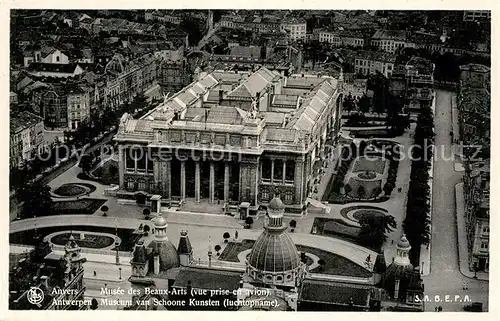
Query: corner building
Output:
[[115, 67, 343, 215]]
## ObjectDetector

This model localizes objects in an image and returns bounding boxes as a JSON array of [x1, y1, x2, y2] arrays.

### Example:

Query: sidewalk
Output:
[[455, 183, 488, 280]]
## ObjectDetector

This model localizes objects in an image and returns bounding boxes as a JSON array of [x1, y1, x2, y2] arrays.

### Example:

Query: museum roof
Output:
[[299, 279, 373, 308], [172, 266, 242, 291]]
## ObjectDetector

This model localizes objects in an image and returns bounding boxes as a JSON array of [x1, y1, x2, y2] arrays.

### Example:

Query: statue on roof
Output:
[[249, 98, 258, 119]]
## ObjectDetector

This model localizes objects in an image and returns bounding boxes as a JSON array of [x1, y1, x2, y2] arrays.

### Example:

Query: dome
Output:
[[247, 228, 300, 273], [153, 215, 168, 228], [148, 240, 180, 271], [397, 234, 410, 249], [268, 196, 285, 211]]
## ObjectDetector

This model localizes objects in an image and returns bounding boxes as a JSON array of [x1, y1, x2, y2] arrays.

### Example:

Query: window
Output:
[[284, 190, 293, 202], [285, 160, 295, 183], [273, 159, 283, 182], [480, 242, 488, 250], [261, 189, 270, 201], [483, 226, 489, 233], [261, 159, 272, 182], [56, 56, 60, 62], [149, 180, 155, 192], [138, 179, 146, 191], [126, 178, 135, 190]]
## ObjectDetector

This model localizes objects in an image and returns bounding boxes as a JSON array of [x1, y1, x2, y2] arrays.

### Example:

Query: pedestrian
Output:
[[438, 306, 442, 312], [462, 281, 467, 290], [93, 271, 97, 277], [434, 306, 438, 312], [465, 282, 468, 290]]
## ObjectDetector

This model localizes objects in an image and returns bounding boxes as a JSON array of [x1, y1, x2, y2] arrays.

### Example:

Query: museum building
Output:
[[114, 67, 343, 215]]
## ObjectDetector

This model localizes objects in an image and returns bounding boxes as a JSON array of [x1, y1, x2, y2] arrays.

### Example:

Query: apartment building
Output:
[[354, 50, 396, 78], [371, 30, 407, 53], [281, 18, 307, 41], [10, 112, 44, 168]]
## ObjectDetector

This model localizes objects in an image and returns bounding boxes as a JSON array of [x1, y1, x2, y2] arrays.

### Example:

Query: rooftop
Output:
[[372, 29, 407, 41], [299, 279, 373, 308], [172, 266, 242, 291], [353, 50, 396, 63], [10, 112, 43, 135]]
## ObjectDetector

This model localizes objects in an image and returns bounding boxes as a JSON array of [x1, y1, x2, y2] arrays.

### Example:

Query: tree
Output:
[[136, 193, 147, 206], [344, 184, 352, 196], [214, 245, 221, 256], [245, 216, 254, 229], [142, 208, 151, 220], [79, 154, 93, 175], [343, 93, 355, 115], [358, 214, 396, 249], [318, 259, 326, 271], [372, 186, 382, 199], [358, 94, 371, 113], [19, 183, 54, 219], [101, 205, 109, 217], [358, 185, 365, 199], [143, 225, 150, 236], [289, 219, 297, 232], [223, 232, 230, 243]]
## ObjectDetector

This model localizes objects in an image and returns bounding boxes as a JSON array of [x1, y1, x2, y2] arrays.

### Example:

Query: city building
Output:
[[156, 49, 191, 95], [371, 30, 407, 53], [463, 162, 490, 273], [26, 63, 84, 78], [353, 50, 396, 78], [281, 18, 307, 42], [114, 67, 344, 215], [9, 235, 88, 310], [103, 53, 159, 109], [10, 111, 44, 168], [404, 56, 435, 111], [66, 84, 93, 130]]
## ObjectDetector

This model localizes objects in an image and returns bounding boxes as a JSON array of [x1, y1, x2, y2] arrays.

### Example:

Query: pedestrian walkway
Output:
[[455, 183, 488, 280]]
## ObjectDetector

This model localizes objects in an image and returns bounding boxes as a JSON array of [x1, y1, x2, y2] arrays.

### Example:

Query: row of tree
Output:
[[403, 105, 434, 265]]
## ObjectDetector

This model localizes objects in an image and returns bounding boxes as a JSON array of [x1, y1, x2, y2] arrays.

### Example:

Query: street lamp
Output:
[[119, 267, 122, 280], [473, 262, 478, 279]]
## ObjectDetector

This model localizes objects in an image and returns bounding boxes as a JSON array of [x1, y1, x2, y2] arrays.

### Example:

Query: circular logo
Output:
[[27, 287, 44, 305]]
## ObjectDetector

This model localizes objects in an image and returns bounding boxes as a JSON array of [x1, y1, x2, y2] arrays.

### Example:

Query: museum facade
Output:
[[114, 67, 343, 214]]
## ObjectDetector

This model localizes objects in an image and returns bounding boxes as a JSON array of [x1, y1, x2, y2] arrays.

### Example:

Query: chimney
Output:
[[153, 253, 160, 275], [218, 90, 223, 105]]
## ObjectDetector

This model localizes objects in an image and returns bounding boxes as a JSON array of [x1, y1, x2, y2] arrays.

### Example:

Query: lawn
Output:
[[53, 198, 107, 215], [92, 159, 119, 185], [218, 239, 371, 278], [10, 225, 139, 251], [352, 156, 386, 174], [312, 217, 381, 252], [51, 232, 116, 249], [52, 183, 97, 197]]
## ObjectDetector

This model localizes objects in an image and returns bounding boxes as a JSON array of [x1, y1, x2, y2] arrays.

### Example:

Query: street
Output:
[[422, 90, 489, 312]]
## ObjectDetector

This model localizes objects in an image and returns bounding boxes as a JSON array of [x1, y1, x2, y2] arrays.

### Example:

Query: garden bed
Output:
[[218, 239, 371, 277], [51, 232, 116, 249], [53, 198, 107, 215], [10, 225, 139, 251], [352, 156, 386, 174], [312, 217, 380, 252], [52, 183, 97, 197]]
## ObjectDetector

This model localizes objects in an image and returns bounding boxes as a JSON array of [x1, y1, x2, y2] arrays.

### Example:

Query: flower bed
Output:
[[52, 183, 97, 197], [51, 232, 116, 249], [53, 198, 107, 215]]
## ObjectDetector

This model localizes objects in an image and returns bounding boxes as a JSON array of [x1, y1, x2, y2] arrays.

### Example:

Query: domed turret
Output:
[[246, 195, 302, 287], [147, 214, 180, 272], [382, 234, 414, 300]]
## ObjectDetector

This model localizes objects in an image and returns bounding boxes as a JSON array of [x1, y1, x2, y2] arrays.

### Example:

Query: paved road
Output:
[[422, 90, 489, 312]]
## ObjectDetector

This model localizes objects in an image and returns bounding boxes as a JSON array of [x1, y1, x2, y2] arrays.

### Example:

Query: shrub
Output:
[[143, 225, 150, 236], [136, 193, 147, 206], [223, 232, 230, 242], [142, 208, 151, 219], [344, 184, 352, 195], [245, 216, 254, 228], [101, 205, 109, 217], [214, 244, 221, 255], [289, 219, 297, 232], [318, 258, 326, 271]]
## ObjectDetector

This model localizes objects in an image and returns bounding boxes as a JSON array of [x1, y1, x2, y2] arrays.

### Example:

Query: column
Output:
[[164, 161, 171, 200], [118, 145, 125, 190], [195, 161, 200, 203], [224, 162, 230, 202], [180, 160, 186, 201], [295, 158, 304, 205], [209, 162, 215, 204], [270, 159, 275, 184], [282, 160, 286, 184]]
